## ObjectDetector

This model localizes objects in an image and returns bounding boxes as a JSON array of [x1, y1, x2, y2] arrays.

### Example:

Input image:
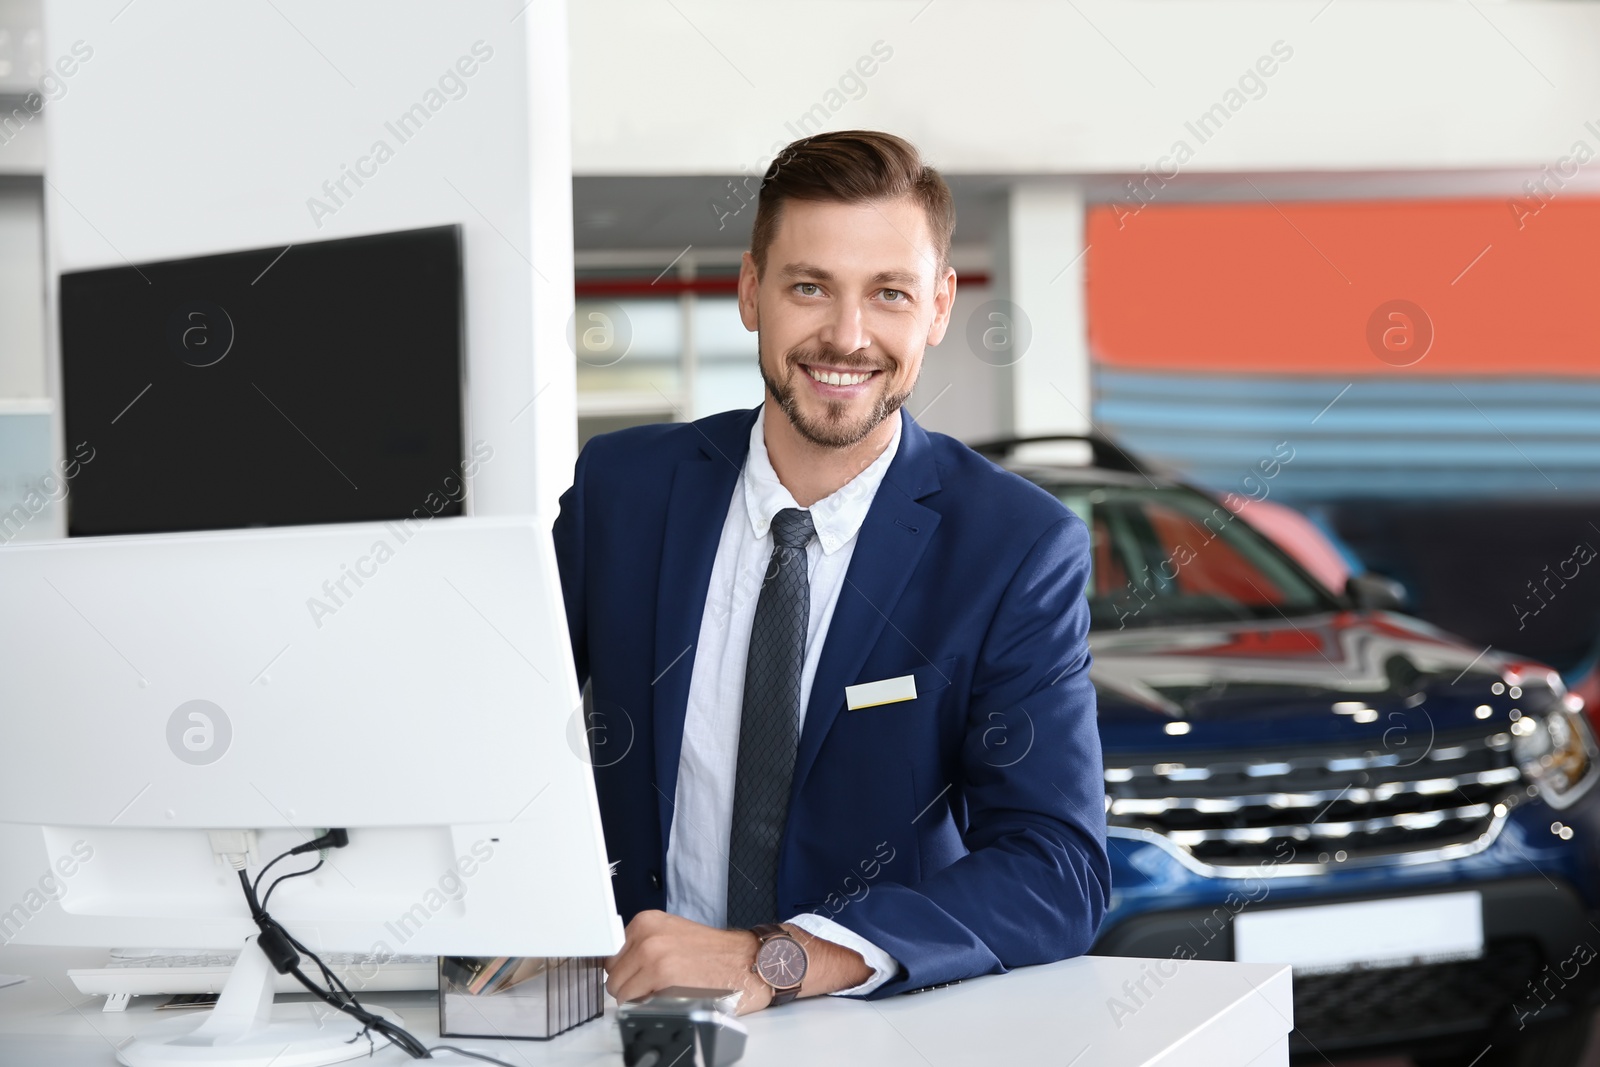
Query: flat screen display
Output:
[[59, 225, 464, 536]]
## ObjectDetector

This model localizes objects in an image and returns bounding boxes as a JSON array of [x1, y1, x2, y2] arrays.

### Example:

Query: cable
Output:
[[251, 850, 292, 900], [253, 828, 349, 899], [237, 868, 433, 1058], [233, 843, 520, 1065], [261, 855, 323, 910]]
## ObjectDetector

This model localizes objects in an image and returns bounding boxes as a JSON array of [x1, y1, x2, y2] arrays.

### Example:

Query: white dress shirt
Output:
[[664, 405, 904, 996]]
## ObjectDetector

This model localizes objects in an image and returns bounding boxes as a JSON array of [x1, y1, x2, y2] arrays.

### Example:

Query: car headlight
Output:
[[1513, 696, 1599, 809]]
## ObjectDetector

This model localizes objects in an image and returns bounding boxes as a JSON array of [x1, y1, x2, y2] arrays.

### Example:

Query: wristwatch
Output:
[[749, 923, 807, 1006]]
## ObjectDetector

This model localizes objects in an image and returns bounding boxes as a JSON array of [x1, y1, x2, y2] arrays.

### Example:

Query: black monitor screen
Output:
[[60, 225, 464, 536]]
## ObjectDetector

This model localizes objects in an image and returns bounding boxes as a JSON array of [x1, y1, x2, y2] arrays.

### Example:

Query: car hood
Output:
[[1089, 610, 1561, 751]]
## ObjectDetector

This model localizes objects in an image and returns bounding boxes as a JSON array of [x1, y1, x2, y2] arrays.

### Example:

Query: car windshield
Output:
[[1047, 483, 1340, 630]]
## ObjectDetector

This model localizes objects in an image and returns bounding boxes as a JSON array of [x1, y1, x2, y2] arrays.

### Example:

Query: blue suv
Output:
[[977, 435, 1600, 1067]]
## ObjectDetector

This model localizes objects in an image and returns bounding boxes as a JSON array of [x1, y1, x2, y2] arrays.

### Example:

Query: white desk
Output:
[[0, 946, 1292, 1066]]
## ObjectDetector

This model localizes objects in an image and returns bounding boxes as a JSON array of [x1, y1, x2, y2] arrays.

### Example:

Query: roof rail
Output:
[[967, 433, 1156, 475]]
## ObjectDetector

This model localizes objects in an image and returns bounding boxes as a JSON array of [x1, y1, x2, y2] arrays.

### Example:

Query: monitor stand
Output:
[[115, 935, 403, 1067]]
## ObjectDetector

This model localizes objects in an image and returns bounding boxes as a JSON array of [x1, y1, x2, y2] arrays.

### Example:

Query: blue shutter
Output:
[[1094, 368, 1600, 499]]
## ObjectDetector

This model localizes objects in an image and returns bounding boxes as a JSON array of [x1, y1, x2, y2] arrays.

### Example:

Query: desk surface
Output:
[[0, 946, 1292, 1067]]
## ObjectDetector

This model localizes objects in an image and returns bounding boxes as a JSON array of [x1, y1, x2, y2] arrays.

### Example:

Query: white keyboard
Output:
[[68, 949, 438, 1003]]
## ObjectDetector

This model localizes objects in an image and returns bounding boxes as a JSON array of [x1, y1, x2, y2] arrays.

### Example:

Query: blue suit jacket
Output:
[[552, 406, 1110, 997]]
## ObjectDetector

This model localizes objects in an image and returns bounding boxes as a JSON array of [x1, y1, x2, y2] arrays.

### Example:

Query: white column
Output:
[[990, 182, 1091, 439], [512, 0, 577, 527]]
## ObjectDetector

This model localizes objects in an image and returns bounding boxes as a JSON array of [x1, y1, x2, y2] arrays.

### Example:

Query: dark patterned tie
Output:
[[725, 507, 816, 929]]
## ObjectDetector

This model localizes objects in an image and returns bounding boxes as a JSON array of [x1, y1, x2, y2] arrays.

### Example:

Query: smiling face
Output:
[[738, 195, 956, 450]]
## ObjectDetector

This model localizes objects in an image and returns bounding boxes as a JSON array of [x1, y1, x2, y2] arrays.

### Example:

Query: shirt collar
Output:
[[742, 405, 903, 555]]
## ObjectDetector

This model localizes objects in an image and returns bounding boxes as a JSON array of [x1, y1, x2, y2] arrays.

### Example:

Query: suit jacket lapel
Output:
[[652, 410, 754, 858], [790, 413, 943, 806]]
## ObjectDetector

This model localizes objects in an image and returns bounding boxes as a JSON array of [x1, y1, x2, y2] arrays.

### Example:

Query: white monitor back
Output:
[[0, 516, 622, 957]]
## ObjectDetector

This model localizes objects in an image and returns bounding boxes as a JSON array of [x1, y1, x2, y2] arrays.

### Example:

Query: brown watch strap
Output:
[[752, 923, 803, 1005]]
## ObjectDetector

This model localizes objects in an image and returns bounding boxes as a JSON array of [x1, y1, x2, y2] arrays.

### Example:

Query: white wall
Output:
[[40, 0, 575, 529], [570, 0, 1600, 178]]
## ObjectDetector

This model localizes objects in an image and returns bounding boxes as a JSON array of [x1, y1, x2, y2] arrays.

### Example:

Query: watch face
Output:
[[756, 936, 807, 987]]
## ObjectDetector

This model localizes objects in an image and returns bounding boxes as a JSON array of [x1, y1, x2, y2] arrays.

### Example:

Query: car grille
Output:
[[1104, 729, 1525, 868], [1292, 937, 1547, 1054]]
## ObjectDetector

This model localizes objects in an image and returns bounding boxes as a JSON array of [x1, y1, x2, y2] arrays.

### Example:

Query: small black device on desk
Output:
[[616, 986, 747, 1067]]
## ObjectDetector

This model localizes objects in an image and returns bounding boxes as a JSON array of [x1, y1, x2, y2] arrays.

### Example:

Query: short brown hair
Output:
[[750, 130, 955, 277]]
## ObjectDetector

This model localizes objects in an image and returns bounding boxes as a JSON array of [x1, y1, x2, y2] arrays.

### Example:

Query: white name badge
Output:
[[845, 674, 918, 710]]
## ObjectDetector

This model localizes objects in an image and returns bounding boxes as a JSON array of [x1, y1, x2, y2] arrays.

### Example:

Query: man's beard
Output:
[[760, 343, 914, 449]]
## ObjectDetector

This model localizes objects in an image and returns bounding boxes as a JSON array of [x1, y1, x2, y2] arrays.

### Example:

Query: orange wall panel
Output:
[[1086, 196, 1600, 376]]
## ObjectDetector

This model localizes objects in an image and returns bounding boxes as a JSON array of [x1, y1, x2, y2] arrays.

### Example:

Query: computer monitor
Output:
[[0, 516, 622, 1064], [58, 225, 466, 537]]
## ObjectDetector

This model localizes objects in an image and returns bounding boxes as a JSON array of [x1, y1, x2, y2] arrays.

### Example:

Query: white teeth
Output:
[[807, 367, 871, 386]]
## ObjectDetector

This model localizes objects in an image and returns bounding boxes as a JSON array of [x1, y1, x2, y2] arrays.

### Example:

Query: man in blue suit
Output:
[[554, 131, 1108, 1012]]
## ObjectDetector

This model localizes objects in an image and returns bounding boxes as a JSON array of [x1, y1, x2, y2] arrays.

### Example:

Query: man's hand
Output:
[[603, 911, 874, 1015], [604, 910, 769, 1014]]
